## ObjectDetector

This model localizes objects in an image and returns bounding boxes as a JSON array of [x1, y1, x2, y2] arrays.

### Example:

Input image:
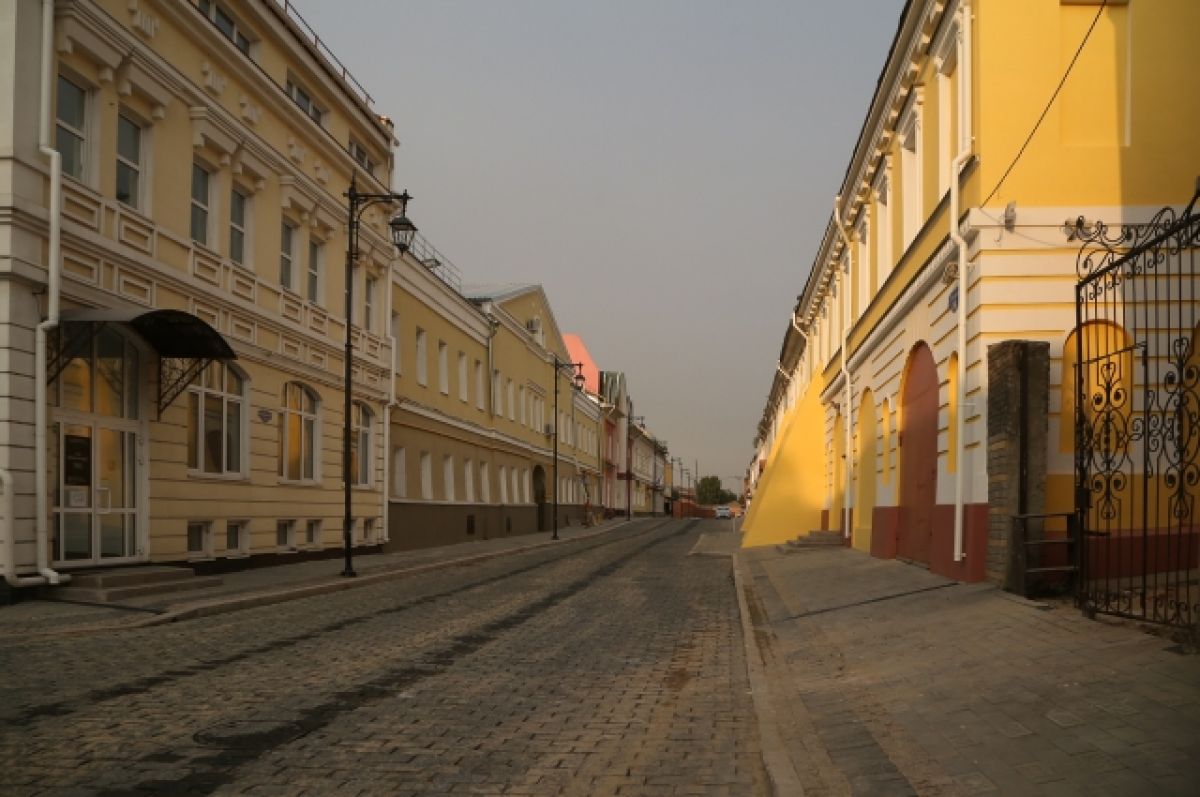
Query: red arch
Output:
[[899, 342, 938, 564]]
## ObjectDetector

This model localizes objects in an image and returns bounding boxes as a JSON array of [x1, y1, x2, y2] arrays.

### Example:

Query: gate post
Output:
[[986, 341, 1050, 589]]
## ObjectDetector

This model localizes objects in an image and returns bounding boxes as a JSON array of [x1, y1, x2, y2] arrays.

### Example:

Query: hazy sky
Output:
[[298, 0, 906, 490]]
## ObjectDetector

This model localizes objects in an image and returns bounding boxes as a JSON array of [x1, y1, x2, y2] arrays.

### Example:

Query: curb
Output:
[[7, 520, 635, 640], [731, 551, 805, 796]]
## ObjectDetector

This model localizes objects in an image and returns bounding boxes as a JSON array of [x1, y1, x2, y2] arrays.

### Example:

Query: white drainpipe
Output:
[[833, 198, 853, 541], [949, 1, 974, 563], [33, 0, 66, 585]]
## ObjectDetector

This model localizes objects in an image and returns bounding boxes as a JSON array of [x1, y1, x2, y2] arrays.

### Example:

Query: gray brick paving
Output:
[[0, 521, 767, 796], [740, 544, 1200, 796]]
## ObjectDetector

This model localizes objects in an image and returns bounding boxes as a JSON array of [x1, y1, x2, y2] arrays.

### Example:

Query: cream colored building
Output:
[[1, 0, 403, 586]]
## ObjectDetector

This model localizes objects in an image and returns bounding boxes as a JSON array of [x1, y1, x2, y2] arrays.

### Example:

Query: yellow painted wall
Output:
[[977, 0, 1200, 208], [741, 374, 828, 546], [852, 390, 877, 552]]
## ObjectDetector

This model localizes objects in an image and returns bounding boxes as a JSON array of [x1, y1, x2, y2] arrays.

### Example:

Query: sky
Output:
[[298, 0, 907, 491]]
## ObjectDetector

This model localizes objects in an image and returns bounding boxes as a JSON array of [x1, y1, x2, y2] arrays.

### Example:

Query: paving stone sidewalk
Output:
[[736, 544, 1200, 796], [0, 517, 634, 639]]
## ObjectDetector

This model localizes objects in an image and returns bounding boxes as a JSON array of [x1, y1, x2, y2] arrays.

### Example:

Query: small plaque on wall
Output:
[[258, 409, 273, 423]]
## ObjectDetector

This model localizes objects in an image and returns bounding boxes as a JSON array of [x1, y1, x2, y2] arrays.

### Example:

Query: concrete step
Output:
[[65, 566, 199, 589], [787, 531, 845, 547], [53, 567, 223, 604]]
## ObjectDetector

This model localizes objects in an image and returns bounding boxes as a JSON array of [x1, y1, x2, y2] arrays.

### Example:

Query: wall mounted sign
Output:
[[258, 409, 273, 423]]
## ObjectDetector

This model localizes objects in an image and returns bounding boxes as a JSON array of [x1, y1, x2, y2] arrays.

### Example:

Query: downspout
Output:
[[34, 0, 66, 585], [482, 302, 497, 419], [949, 1, 974, 563], [833, 198, 853, 542]]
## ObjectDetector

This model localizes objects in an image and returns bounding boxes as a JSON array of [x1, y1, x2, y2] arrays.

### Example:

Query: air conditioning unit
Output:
[[526, 318, 542, 334]]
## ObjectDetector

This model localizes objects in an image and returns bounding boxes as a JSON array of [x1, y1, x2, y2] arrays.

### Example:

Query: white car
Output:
[[715, 506, 732, 519]]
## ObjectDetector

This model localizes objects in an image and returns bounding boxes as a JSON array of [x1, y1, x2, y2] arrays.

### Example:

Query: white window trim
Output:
[[186, 362, 248, 480], [115, 110, 149, 213], [392, 446, 407, 498], [420, 451, 433, 500], [280, 219, 297, 292], [56, 71, 95, 188], [898, 93, 923, 252], [279, 383, 320, 484], [191, 160, 215, 249], [351, 402, 373, 488], [307, 237, 324, 305], [416, 329, 428, 386], [438, 341, 449, 395], [230, 184, 252, 269], [443, 455, 455, 502], [458, 353, 469, 402]]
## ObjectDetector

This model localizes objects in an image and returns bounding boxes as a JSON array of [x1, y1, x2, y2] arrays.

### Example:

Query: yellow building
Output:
[[743, 0, 1200, 593], [386, 280, 602, 549]]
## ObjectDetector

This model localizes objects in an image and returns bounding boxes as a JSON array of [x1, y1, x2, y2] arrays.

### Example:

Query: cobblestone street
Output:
[[0, 520, 767, 796]]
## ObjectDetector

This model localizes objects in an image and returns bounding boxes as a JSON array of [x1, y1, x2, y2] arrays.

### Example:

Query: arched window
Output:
[[279, 382, 318, 482], [1061, 321, 1132, 454], [188, 362, 246, 475], [947, 353, 959, 474], [350, 402, 372, 487]]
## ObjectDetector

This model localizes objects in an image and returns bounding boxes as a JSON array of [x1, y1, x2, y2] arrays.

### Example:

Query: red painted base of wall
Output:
[[820, 509, 829, 532], [1084, 528, 1200, 580], [868, 503, 988, 582], [930, 503, 989, 582], [871, 506, 900, 559]]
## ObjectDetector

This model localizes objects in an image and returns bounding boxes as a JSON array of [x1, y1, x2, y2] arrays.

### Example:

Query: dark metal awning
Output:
[[59, 308, 236, 359], [56, 308, 237, 417]]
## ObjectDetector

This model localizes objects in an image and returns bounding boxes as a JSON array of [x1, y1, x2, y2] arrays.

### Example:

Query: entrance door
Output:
[[55, 421, 139, 562], [899, 343, 938, 565], [51, 324, 144, 566]]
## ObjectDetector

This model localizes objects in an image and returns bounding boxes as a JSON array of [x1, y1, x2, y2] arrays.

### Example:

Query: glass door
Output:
[[53, 421, 139, 563]]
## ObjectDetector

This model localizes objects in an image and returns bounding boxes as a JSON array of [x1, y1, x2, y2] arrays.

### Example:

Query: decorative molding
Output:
[[200, 60, 227, 95], [238, 95, 262, 127], [127, 0, 160, 39]]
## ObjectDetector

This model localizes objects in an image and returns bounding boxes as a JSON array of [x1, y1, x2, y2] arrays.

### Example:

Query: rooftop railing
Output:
[[272, 0, 375, 108], [407, 234, 464, 294]]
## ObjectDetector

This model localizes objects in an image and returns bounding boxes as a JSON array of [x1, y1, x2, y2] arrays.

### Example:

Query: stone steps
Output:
[[51, 566, 223, 604], [786, 530, 846, 548]]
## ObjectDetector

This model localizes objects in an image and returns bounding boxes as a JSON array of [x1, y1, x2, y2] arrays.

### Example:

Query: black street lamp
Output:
[[341, 175, 416, 578], [551, 355, 585, 540]]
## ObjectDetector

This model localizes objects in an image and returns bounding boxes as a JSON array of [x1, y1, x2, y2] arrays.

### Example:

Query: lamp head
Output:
[[389, 191, 417, 253]]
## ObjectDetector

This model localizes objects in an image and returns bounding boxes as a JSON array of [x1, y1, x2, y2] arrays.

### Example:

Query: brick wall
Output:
[[986, 341, 1049, 588]]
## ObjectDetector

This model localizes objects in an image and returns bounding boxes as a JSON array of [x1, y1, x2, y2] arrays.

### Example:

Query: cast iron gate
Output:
[[1074, 189, 1200, 627]]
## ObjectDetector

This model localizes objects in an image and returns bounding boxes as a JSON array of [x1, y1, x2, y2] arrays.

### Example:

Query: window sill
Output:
[[188, 471, 250, 482]]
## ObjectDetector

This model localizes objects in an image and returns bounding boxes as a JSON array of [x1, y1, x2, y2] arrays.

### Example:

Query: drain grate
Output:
[[193, 719, 305, 750]]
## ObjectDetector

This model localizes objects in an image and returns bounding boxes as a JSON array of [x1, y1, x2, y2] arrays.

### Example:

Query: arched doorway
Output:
[[899, 342, 938, 564], [853, 390, 877, 553], [532, 465, 547, 531]]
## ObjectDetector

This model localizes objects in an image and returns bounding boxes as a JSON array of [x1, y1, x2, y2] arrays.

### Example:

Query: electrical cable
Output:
[[980, 0, 1108, 207]]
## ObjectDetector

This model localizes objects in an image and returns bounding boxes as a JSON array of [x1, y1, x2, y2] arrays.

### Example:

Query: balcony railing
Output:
[[407, 233, 464, 294]]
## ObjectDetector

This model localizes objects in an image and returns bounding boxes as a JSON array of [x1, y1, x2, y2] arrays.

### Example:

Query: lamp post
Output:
[[342, 176, 416, 578], [552, 354, 585, 540]]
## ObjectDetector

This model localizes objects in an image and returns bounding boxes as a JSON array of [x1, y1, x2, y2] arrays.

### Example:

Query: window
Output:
[[198, 0, 252, 55], [363, 517, 376, 544], [115, 113, 142, 209], [464, 459, 475, 502], [364, 276, 377, 332], [350, 402, 372, 487], [458, 353, 469, 402], [305, 519, 321, 546], [480, 462, 490, 503], [276, 519, 295, 549], [874, 169, 893, 286], [856, 218, 870, 319], [349, 140, 375, 173], [230, 187, 249, 266], [443, 455, 455, 501], [899, 104, 922, 250], [438, 341, 449, 394], [511, 469, 520, 504], [519, 386, 526, 425], [307, 239, 323, 303], [523, 469, 530, 504], [416, 329, 428, 386], [499, 465, 508, 503], [190, 163, 211, 246], [187, 521, 211, 557], [506, 380, 515, 421], [475, 361, 485, 409], [279, 382, 318, 482], [392, 447, 406, 498], [391, 312, 402, 373], [187, 362, 245, 476], [280, 221, 296, 290], [225, 521, 246, 555], [286, 77, 323, 124], [56, 75, 87, 182], [420, 452, 433, 499], [492, 370, 501, 411]]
